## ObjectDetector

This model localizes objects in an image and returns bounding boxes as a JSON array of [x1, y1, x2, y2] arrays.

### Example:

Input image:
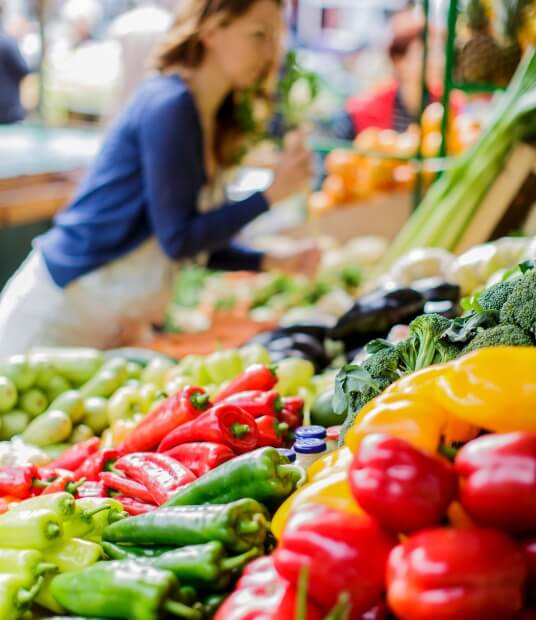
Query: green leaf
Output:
[[519, 259, 536, 274], [333, 364, 380, 416]]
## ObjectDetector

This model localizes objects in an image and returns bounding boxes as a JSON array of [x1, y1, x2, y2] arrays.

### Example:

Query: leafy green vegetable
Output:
[[443, 310, 500, 344]]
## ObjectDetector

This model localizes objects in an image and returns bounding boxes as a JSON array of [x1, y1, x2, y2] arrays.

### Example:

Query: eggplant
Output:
[[411, 278, 461, 303], [329, 287, 425, 347]]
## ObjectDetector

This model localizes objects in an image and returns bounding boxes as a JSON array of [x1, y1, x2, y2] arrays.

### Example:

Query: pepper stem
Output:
[[190, 392, 210, 409], [221, 546, 261, 572], [16, 576, 44, 607], [274, 395, 284, 413], [32, 479, 49, 489], [164, 599, 202, 619], [65, 477, 87, 495], [35, 562, 58, 577], [110, 510, 129, 523], [295, 565, 309, 620], [45, 522, 62, 540], [278, 463, 305, 485], [231, 423, 251, 439], [439, 443, 459, 461], [237, 520, 260, 535], [325, 592, 351, 620], [84, 505, 112, 519]]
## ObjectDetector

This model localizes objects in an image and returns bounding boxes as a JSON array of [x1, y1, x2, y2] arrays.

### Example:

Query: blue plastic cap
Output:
[[295, 425, 327, 440], [294, 438, 327, 454]]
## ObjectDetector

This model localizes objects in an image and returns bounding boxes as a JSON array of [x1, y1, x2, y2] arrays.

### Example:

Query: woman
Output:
[[0, 0, 318, 356]]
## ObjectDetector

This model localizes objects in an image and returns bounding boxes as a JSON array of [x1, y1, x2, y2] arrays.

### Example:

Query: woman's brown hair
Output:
[[154, 0, 282, 167]]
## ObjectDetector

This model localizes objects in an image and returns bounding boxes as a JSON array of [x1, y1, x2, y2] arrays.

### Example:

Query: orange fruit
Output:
[[324, 149, 359, 188], [376, 129, 399, 155], [421, 102, 444, 134], [322, 175, 348, 205], [393, 164, 417, 190], [396, 130, 420, 158], [354, 127, 380, 152], [309, 191, 336, 215], [421, 131, 442, 157]]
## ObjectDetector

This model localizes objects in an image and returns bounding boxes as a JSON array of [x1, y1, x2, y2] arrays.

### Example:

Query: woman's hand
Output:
[[262, 240, 321, 279], [264, 129, 314, 205]]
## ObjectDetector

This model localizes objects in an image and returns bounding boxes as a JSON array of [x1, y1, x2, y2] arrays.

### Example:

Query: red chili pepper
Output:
[[158, 403, 259, 454], [41, 470, 86, 495], [255, 415, 288, 448], [387, 527, 528, 620], [114, 495, 156, 515], [76, 480, 108, 498], [222, 390, 283, 418], [273, 505, 396, 618], [74, 449, 120, 481], [215, 556, 323, 620], [49, 437, 101, 472], [99, 471, 155, 504], [523, 538, 536, 604], [0, 498, 9, 514], [0, 464, 39, 499], [164, 442, 235, 477], [213, 364, 278, 403], [361, 602, 389, 620], [279, 397, 304, 430], [120, 387, 210, 454], [455, 432, 536, 535], [114, 453, 196, 505], [349, 433, 458, 534]]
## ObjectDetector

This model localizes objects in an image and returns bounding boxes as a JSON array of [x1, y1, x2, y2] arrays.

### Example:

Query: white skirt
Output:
[[0, 238, 180, 357]]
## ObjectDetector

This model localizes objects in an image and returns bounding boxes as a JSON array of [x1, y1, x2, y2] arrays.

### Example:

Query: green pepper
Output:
[[165, 447, 302, 510], [35, 574, 65, 613], [79, 358, 129, 399], [77, 497, 128, 542], [0, 354, 36, 391], [83, 396, 110, 434], [276, 358, 315, 396], [9, 492, 76, 519], [102, 541, 259, 587], [141, 357, 175, 389], [44, 537, 102, 572], [0, 508, 62, 549], [0, 573, 44, 620], [50, 560, 202, 620], [202, 593, 226, 619], [102, 542, 174, 559], [41, 443, 71, 461], [0, 549, 56, 587], [46, 374, 72, 401], [310, 389, 343, 427], [239, 344, 271, 369], [30, 348, 104, 386], [49, 390, 85, 423], [103, 498, 270, 553], [107, 384, 141, 424], [176, 355, 211, 386], [70, 423, 95, 443], [205, 350, 243, 384], [0, 410, 29, 439], [19, 387, 48, 417], [21, 409, 72, 447]]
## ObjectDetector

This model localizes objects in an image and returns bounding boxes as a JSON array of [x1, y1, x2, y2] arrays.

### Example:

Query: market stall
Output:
[[1, 0, 536, 617]]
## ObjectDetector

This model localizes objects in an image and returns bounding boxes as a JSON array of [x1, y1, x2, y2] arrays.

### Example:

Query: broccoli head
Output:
[[461, 323, 533, 355], [362, 347, 400, 382], [407, 313, 453, 371], [478, 279, 517, 313], [500, 270, 536, 336]]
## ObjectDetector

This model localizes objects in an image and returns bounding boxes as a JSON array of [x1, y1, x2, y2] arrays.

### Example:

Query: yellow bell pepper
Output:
[[344, 393, 446, 454], [307, 446, 354, 482], [436, 347, 536, 433], [271, 470, 363, 539], [384, 365, 478, 443]]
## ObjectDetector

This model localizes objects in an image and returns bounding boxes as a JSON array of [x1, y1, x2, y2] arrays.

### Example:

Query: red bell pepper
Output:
[[76, 480, 108, 498], [279, 397, 304, 430], [99, 471, 155, 504], [114, 452, 196, 505], [455, 431, 536, 534], [523, 538, 536, 604], [74, 449, 120, 481], [387, 527, 528, 620], [120, 386, 210, 454], [163, 442, 235, 477], [349, 433, 458, 534], [158, 403, 259, 454], [48, 437, 100, 472], [213, 364, 278, 403], [115, 495, 156, 515], [255, 415, 288, 448], [215, 556, 323, 620], [0, 498, 8, 514], [273, 505, 396, 618], [361, 602, 389, 620], [0, 464, 40, 499], [222, 390, 283, 418]]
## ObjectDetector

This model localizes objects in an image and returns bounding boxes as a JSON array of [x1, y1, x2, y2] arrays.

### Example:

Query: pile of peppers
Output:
[[222, 347, 536, 619]]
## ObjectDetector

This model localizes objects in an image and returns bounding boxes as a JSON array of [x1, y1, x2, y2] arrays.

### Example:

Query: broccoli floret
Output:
[[395, 338, 417, 374], [479, 280, 517, 313], [362, 348, 400, 382], [435, 340, 461, 363], [407, 313, 453, 370], [338, 377, 392, 445], [461, 323, 533, 355], [500, 270, 536, 336]]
